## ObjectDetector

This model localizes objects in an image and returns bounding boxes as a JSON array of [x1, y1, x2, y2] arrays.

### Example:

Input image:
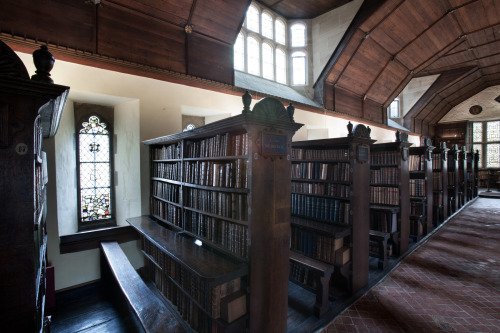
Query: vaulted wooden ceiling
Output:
[[1, 0, 499, 137]]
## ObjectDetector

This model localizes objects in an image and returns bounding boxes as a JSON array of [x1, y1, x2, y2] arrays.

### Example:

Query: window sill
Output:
[[59, 225, 139, 254]]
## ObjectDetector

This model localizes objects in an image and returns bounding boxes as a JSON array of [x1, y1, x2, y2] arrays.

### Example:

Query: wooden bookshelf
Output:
[[135, 93, 302, 333], [0, 42, 69, 332], [290, 123, 374, 294], [458, 147, 467, 208], [447, 145, 460, 216], [369, 131, 411, 257], [473, 150, 479, 197], [408, 140, 434, 240], [466, 150, 476, 202], [432, 142, 449, 226]]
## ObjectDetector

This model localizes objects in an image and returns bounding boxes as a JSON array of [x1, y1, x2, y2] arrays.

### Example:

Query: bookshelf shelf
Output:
[[370, 134, 412, 257], [432, 143, 449, 225], [133, 94, 302, 332], [447, 145, 460, 215], [290, 123, 374, 294], [409, 141, 434, 238]]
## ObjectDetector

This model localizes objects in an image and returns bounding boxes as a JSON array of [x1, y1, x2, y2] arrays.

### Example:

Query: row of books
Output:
[[371, 151, 399, 165], [152, 142, 182, 160], [186, 188, 248, 221], [152, 180, 180, 204], [432, 153, 444, 170], [291, 182, 350, 199], [409, 154, 426, 171], [370, 187, 400, 205], [370, 167, 400, 185], [291, 193, 350, 225], [447, 172, 455, 184], [152, 161, 181, 181], [186, 132, 249, 158], [143, 236, 243, 321], [291, 162, 350, 182], [184, 159, 248, 189], [291, 148, 349, 161], [433, 192, 444, 206], [409, 179, 426, 197], [291, 226, 345, 264], [185, 211, 248, 258], [289, 262, 311, 286], [151, 198, 182, 227], [432, 173, 443, 191]]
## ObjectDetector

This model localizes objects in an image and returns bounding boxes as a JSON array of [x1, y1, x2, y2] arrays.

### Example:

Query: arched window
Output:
[[292, 51, 306, 85], [388, 98, 400, 118], [275, 19, 286, 45], [247, 36, 260, 75], [291, 23, 306, 47], [262, 43, 274, 80], [246, 5, 260, 33], [262, 12, 273, 39], [77, 114, 115, 230], [234, 33, 245, 71], [276, 48, 287, 84]]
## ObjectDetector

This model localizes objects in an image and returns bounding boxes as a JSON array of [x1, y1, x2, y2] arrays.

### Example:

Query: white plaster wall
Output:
[[400, 75, 440, 117], [311, 0, 363, 82]]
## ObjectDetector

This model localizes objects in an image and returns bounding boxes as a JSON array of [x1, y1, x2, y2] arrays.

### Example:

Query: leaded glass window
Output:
[[234, 33, 245, 71], [473, 144, 482, 169], [487, 143, 499, 168], [291, 23, 306, 47], [77, 115, 114, 230], [473, 122, 482, 142], [389, 98, 400, 118], [262, 42, 274, 80], [487, 121, 499, 141], [292, 51, 306, 85], [275, 19, 286, 45], [247, 36, 260, 75], [246, 5, 259, 33], [262, 12, 273, 39], [276, 48, 287, 84]]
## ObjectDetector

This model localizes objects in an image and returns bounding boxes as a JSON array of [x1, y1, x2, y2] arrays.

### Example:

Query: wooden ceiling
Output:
[[319, 0, 500, 136], [1, 0, 499, 136]]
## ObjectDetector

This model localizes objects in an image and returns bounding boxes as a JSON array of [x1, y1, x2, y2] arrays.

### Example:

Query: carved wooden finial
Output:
[[440, 142, 447, 149], [242, 90, 252, 115], [31, 45, 54, 84], [347, 121, 353, 137]]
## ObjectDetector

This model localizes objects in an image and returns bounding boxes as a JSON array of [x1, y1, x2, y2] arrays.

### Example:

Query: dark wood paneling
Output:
[[110, 0, 192, 26], [0, 0, 95, 51], [455, 0, 500, 33], [186, 34, 233, 84], [362, 98, 383, 123], [334, 87, 362, 118], [97, 2, 186, 73], [60, 225, 139, 254], [259, 0, 351, 19], [366, 59, 409, 104], [325, 29, 366, 84], [190, 0, 250, 43]]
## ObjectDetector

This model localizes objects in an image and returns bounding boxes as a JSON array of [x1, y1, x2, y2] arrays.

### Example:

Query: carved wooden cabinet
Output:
[[0, 40, 69, 332]]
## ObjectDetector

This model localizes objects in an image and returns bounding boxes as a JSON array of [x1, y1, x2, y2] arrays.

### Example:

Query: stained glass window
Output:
[[78, 115, 112, 224], [473, 122, 482, 142]]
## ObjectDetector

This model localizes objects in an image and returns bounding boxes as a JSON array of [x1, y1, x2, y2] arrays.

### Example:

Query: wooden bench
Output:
[[100, 241, 186, 333], [289, 251, 334, 317], [369, 230, 390, 270]]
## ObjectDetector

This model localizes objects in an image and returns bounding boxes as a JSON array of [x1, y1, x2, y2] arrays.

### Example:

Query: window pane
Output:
[[486, 121, 500, 142], [389, 99, 400, 118], [234, 33, 245, 71], [246, 5, 259, 33], [292, 52, 306, 85], [78, 115, 112, 222], [262, 12, 273, 39], [486, 143, 500, 168], [276, 49, 286, 84], [247, 36, 260, 75], [262, 43, 274, 80], [473, 122, 483, 142], [473, 144, 482, 169], [81, 188, 111, 221], [275, 20, 286, 45], [291, 23, 305, 47]]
